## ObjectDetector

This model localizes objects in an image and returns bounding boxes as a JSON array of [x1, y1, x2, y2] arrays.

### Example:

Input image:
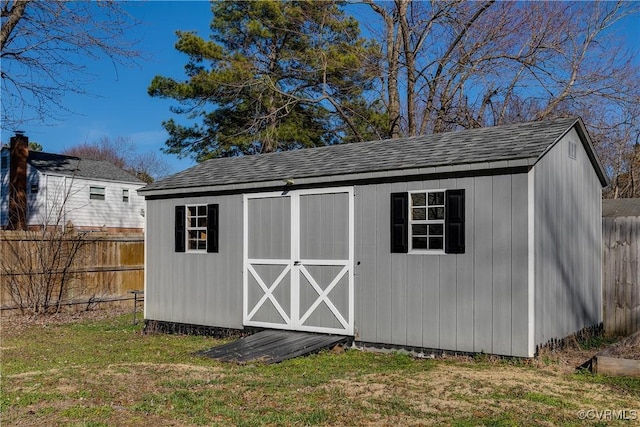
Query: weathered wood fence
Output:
[[1, 231, 143, 312], [603, 217, 640, 336]]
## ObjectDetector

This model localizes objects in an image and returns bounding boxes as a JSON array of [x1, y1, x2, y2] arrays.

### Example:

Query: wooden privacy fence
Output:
[[1, 230, 143, 312], [603, 216, 640, 336]]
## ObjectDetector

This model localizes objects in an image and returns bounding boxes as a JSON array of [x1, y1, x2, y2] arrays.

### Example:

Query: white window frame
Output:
[[408, 189, 446, 254], [89, 186, 106, 201], [122, 189, 129, 203], [186, 204, 208, 253]]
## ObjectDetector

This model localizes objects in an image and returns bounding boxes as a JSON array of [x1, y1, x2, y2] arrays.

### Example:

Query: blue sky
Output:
[[2, 1, 214, 174], [1, 1, 638, 176]]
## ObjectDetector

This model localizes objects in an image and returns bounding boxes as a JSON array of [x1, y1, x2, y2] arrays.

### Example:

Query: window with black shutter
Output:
[[391, 189, 465, 254], [175, 204, 220, 253]]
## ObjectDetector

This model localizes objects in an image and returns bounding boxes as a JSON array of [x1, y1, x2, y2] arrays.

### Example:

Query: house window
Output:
[[89, 186, 105, 201], [391, 189, 465, 254], [1, 156, 7, 171], [122, 189, 129, 203], [174, 204, 219, 253], [409, 190, 445, 251], [30, 184, 39, 194]]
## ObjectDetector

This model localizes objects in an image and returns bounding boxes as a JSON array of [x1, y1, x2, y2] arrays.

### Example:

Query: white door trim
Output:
[[243, 187, 354, 335]]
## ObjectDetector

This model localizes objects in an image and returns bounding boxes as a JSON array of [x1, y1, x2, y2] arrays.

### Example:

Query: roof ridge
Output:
[[141, 116, 593, 194]]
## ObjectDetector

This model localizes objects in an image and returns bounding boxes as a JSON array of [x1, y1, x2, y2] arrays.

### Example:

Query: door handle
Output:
[[294, 261, 301, 266]]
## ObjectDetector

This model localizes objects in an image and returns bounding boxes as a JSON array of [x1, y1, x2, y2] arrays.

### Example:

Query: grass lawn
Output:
[[1, 310, 639, 426]]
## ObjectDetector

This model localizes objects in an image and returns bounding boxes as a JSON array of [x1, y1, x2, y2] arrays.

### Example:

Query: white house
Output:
[[1, 132, 145, 232]]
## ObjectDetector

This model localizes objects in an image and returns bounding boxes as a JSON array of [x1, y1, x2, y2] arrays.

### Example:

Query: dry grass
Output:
[[1, 309, 639, 426]]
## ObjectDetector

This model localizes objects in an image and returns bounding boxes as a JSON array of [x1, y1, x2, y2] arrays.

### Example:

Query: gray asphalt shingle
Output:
[[140, 117, 586, 193], [26, 151, 143, 183]]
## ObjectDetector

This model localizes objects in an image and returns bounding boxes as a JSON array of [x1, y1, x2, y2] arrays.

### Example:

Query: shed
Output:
[[139, 117, 608, 357]]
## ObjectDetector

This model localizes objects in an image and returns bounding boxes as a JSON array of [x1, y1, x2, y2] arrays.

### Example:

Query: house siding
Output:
[[354, 174, 530, 357], [145, 195, 244, 329], [533, 128, 602, 348], [37, 175, 145, 230]]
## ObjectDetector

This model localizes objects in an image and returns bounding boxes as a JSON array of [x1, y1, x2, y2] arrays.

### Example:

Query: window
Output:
[[30, 183, 39, 194], [122, 189, 129, 203], [187, 205, 208, 251], [1, 156, 7, 171], [391, 189, 465, 254], [89, 186, 105, 201], [410, 191, 445, 251], [175, 204, 219, 253]]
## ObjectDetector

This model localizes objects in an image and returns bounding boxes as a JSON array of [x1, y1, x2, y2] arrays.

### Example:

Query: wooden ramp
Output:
[[197, 330, 350, 364]]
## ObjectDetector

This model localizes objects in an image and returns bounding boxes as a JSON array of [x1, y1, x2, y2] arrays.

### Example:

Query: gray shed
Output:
[[139, 117, 608, 357]]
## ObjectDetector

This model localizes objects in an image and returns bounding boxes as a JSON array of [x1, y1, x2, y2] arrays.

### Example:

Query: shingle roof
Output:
[[25, 151, 143, 184], [140, 116, 607, 196], [602, 198, 640, 217]]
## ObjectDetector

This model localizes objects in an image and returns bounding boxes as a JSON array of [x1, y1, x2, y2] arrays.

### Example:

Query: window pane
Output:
[[198, 240, 207, 250], [190, 218, 197, 228], [188, 240, 198, 250], [188, 230, 199, 239], [411, 193, 426, 207], [198, 205, 207, 216], [428, 224, 443, 236], [197, 217, 207, 227], [188, 206, 197, 217], [429, 237, 443, 250], [89, 186, 105, 200], [428, 192, 444, 206], [412, 208, 426, 220], [412, 237, 428, 249], [412, 224, 428, 236], [428, 207, 445, 220]]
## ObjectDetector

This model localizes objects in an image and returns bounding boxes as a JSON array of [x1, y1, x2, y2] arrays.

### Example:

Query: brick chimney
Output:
[[8, 131, 29, 230]]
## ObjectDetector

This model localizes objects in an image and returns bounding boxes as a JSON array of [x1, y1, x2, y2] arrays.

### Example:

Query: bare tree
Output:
[[1, 0, 140, 128], [364, 1, 640, 137], [1, 175, 89, 314], [62, 136, 171, 183]]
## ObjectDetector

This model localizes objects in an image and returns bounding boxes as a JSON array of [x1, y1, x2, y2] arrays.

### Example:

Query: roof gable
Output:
[[22, 151, 143, 184], [140, 117, 608, 196]]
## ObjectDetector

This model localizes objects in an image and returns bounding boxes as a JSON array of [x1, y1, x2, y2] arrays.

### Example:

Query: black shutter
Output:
[[175, 205, 186, 253], [390, 192, 409, 253], [445, 189, 465, 254], [206, 204, 219, 253]]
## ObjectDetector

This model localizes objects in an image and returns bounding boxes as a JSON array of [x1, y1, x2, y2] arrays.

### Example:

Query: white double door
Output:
[[243, 188, 354, 335]]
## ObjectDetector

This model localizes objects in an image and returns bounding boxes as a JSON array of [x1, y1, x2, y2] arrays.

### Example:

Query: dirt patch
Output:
[[1, 306, 131, 335]]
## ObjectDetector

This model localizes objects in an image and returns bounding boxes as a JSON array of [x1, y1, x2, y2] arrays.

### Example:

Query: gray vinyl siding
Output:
[[145, 195, 244, 329], [533, 129, 602, 347], [354, 174, 531, 357]]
